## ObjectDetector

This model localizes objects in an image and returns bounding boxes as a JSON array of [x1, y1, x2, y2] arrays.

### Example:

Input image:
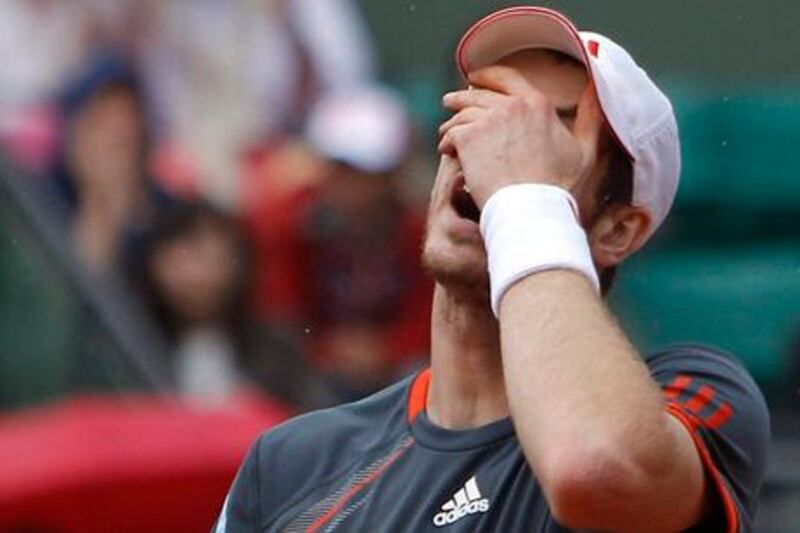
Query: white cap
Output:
[[456, 6, 680, 238], [306, 86, 411, 174]]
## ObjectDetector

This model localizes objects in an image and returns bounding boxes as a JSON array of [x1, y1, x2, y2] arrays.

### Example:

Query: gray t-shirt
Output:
[[215, 344, 769, 532]]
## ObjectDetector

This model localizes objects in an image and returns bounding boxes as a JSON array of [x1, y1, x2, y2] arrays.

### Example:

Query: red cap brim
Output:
[[456, 7, 589, 80]]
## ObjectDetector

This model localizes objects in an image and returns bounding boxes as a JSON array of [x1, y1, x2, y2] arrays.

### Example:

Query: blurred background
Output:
[[0, 0, 797, 531]]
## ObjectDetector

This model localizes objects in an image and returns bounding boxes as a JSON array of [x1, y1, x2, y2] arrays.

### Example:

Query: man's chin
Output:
[[421, 248, 488, 294]]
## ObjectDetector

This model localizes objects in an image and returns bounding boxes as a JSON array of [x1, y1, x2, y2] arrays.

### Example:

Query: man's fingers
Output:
[[438, 152, 461, 173], [442, 89, 508, 111], [437, 123, 474, 156], [437, 130, 458, 156], [467, 64, 534, 99], [430, 153, 462, 201], [438, 107, 485, 136]]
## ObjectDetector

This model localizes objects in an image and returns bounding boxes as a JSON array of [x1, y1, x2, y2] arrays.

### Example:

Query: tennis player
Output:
[[215, 6, 768, 532]]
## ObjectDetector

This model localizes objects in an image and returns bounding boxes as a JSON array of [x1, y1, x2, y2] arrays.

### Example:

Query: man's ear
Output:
[[588, 205, 652, 268]]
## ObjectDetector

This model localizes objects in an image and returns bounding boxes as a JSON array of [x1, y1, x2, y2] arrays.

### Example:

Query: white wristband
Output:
[[479, 183, 600, 317]]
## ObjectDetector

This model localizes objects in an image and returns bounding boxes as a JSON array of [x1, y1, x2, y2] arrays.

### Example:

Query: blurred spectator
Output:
[[0, 1, 100, 110], [49, 51, 174, 275], [137, 203, 333, 410], [0, 0, 137, 171], [139, 0, 377, 209], [246, 87, 433, 402]]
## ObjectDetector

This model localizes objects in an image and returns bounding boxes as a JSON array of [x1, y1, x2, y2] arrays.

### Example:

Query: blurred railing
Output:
[[0, 156, 171, 411]]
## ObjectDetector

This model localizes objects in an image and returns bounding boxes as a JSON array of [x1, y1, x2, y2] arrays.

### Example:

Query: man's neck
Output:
[[426, 284, 509, 429]]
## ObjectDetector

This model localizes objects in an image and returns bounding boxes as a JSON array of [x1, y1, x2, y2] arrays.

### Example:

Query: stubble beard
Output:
[[420, 231, 490, 297]]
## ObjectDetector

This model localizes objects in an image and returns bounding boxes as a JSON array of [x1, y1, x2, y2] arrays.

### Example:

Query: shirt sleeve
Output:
[[213, 435, 263, 533], [647, 344, 770, 533]]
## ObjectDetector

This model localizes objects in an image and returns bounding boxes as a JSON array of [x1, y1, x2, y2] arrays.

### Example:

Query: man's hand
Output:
[[438, 83, 602, 208]]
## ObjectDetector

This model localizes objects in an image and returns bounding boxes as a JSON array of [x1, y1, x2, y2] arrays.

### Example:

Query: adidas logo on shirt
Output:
[[432, 476, 490, 527]]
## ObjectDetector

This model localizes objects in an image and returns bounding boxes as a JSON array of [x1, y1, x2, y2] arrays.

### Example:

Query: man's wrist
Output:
[[479, 183, 600, 317]]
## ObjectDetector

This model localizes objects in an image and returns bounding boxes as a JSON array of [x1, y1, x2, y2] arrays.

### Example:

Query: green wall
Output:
[[360, 0, 800, 85]]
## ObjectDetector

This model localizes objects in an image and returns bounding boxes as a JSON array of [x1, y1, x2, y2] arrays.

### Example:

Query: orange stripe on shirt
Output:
[[663, 374, 693, 401], [407, 368, 431, 423], [685, 385, 716, 414], [666, 403, 739, 533], [704, 402, 734, 429]]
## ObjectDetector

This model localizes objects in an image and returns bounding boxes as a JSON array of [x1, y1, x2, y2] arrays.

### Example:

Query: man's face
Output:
[[322, 162, 395, 222], [422, 49, 608, 292], [149, 221, 239, 324]]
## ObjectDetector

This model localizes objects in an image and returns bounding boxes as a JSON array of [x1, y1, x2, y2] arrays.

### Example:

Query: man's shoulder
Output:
[[252, 373, 415, 472], [218, 375, 420, 530], [267, 373, 412, 434], [644, 342, 765, 408], [645, 342, 756, 383], [644, 343, 770, 525]]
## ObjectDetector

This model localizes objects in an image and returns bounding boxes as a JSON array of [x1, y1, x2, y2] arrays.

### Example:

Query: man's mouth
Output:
[[451, 181, 481, 223]]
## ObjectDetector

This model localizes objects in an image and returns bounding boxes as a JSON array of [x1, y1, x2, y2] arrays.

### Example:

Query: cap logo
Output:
[[587, 40, 600, 57]]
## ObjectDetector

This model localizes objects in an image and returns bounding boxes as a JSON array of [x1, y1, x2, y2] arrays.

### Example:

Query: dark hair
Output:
[[546, 44, 635, 295], [136, 203, 253, 343], [595, 137, 634, 295], [60, 50, 143, 117]]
